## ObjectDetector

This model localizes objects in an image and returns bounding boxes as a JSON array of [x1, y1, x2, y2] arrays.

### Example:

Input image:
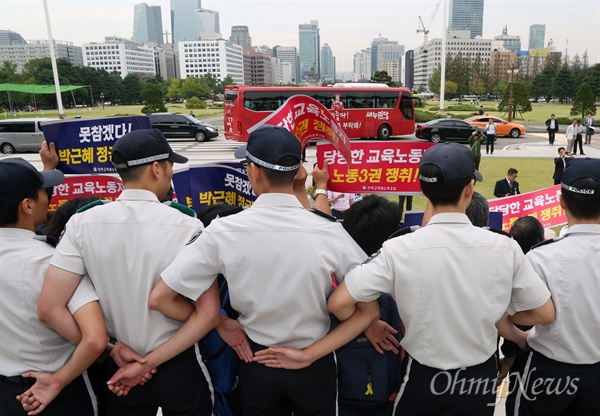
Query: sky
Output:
[[1, 0, 599, 73]]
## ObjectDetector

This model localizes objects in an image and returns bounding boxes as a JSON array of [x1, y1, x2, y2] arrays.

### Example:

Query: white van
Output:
[[0, 118, 56, 154]]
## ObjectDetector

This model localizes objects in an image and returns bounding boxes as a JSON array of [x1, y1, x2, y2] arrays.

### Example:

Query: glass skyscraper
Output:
[[299, 20, 320, 80], [448, 0, 484, 39], [170, 0, 202, 43], [528, 24, 546, 50], [133, 3, 163, 44]]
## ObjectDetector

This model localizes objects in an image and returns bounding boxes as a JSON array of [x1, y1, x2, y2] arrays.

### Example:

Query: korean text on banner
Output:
[[489, 185, 566, 232], [48, 175, 124, 212], [41, 116, 152, 174], [247, 95, 352, 166], [317, 141, 434, 194], [173, 162, 256, 213]]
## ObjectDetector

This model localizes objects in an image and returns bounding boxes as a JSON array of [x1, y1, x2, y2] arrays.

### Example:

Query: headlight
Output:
[[205, 127, 216, 132]]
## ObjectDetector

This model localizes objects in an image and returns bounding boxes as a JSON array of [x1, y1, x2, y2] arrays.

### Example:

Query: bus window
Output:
[[401, 92, 414, 120]]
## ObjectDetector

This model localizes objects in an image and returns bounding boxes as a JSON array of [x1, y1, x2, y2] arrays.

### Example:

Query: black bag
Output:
[[331, 293, 403, 414]]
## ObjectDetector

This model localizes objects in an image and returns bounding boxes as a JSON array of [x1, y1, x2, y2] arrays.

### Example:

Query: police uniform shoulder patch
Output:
[[388, 225, 420, 240], [484, 227, 512, 238], [309, 208, 337, 221], [530, 236, 563, 251], [164, 201, 197, 218], [362, 249, 381, 264], [76, 199, 110, 213], [186, 230, 202, 245]]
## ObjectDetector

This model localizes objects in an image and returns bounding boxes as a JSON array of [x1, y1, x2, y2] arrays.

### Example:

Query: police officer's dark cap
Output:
[[561, 158, 600, 195], [234, 126, 301, 172], [419, 142, 483, 183], [111, 129, 188, 169], [0, 157, 64, 205]]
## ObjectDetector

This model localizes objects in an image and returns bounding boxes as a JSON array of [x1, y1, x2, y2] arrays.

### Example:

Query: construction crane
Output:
[[417, 0, 443, 46], [417, 16, 430, 45]]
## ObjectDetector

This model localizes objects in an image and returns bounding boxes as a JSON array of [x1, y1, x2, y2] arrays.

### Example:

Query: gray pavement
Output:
[[482, 132, 600, 159]]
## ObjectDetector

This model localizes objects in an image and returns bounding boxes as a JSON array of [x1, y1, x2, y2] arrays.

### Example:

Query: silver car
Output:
[[0, 118, 57, 154]]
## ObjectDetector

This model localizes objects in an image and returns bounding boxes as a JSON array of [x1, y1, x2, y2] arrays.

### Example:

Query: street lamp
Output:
[[100, 93, 105, 110], [507, 63, 518, 122]]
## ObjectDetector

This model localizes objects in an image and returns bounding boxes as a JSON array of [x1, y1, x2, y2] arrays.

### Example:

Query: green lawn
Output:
[[2, 105, 223, 120], [421, 101, 579, 124]]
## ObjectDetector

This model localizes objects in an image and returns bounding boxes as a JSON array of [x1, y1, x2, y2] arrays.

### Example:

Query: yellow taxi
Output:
[[465, 115, 526, 138]]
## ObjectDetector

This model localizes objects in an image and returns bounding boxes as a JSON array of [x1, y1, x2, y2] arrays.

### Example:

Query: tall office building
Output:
[[370, 36, 389, 76], [494, 25, 521, 53], [230, 26, 252, 47], [273, 45, 298, 83], [298, 20, 320, 80], [404, 50, 414, 89], [320, 43, 334, 82], [170, 0, 201, 43], [133, 3, 163, 44], [198, 9, 220, 34], [178, 37, 244, 84], [0, 29, 27, 45], [448, 0, 484, 39], [528, 24, 546, 50], [83, 37, 155, 78]]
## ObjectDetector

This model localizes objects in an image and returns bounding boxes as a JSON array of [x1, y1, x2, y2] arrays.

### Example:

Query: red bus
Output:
[[223, 85, 416, 142]]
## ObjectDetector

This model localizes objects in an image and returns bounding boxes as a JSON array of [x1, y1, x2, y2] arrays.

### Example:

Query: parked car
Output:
[[0, 118, 57, 154], [415, 118, 484, 143], [465, 115, 526, 138], [147, 112, 219, 142]]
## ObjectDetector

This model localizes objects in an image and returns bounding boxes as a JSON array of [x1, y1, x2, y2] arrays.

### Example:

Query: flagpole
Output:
[[42, 0, 65, 117], [439, 0, 448, 112]]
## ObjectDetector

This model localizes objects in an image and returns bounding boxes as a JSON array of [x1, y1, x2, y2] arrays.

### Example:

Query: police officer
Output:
[[0, 158, 103, 416], [516, 158, 600, 415], [327, 143, 555, 416], [37, 129, 220, 416], [152, 126, 372, 416]]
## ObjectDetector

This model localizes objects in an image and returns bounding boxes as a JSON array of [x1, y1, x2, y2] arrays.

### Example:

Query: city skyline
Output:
[[0, 0, 598, 73]]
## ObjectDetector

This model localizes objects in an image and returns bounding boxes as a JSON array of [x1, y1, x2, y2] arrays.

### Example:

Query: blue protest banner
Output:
[[176, 162, 255, 214], [41, 116, 151, 174], [172, 167, 193, 209]]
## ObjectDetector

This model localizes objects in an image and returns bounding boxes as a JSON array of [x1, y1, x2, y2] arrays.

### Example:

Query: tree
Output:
[[428, 64, 441, 94], [370, 70, 399, 87], [571, 83, 596, 118], [445, 80, 458, 96], [551, 66, 575, 103], [220, 75, 236, 90], [498, 82, 532, 119], [468, 75, 485, 96], [166, 78, 183, 100], [121, 73, 143, 104], [186, 96, 207, 110], [181, 76, 202, 99], [140, 83, 167, 114]]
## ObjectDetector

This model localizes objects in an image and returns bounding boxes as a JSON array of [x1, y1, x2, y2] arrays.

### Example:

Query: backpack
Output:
[[330, 293, 403, 414], [201, 279, 239, 416]]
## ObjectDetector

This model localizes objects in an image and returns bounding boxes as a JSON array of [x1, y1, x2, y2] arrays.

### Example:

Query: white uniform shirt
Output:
[[344, 213, 551, 370], [162, 193, 367, 349], [50, 189, 203, 355], [527, 224, 600, 365], [486, 123, 496, 135], [0, 228, 97, 376]]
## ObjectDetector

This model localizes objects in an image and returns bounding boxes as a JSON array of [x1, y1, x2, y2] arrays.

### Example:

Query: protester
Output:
[[150, 126, 375, 416], [552, 147, 572, 185], [255, 143, 555, 416], [37, 129, 219, 416], [327, 190, 354, 220], [468, 130, 487, 169], [516, 158, 600, 415], [0, 158, 104, 416], [584, 112, 595, 145], [545, 114, 559, 145], [565, 120, 577, 154], [573, 120, 585, 155], [485, 119, 496, 154], [466, 191, 489, 227], [189, 110, 196, 118], [494, 168, 520, 198]]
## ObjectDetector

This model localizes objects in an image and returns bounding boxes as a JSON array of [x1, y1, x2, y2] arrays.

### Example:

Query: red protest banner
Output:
[[49, 175, 124, 212], [316, 141, 435, 194], [489, 185, 567, 232], [247, 94, 352, 165]]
